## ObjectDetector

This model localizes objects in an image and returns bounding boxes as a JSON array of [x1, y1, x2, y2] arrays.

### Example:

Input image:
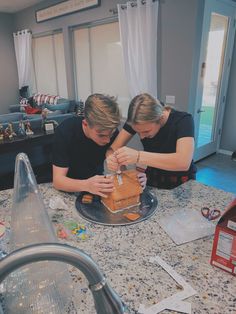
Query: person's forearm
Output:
[[110, 129, 133, 151], [53, 176, 88, 192], [106, 146, 114, 158], [138, 151, 192, 171]]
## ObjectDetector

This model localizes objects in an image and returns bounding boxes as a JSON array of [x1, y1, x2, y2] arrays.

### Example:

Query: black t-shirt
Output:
[[123, 110, 197, 185], [52, 116, 118, 179]]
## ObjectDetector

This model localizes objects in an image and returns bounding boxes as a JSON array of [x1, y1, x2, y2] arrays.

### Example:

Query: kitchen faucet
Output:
[[0, 243, 125, 314]]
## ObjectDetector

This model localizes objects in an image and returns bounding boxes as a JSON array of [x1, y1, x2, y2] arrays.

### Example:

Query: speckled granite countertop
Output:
[[0, 180, 235, 314]]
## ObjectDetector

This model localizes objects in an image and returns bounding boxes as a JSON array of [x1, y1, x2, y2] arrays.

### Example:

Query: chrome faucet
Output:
[[0, 243, 125, 314]]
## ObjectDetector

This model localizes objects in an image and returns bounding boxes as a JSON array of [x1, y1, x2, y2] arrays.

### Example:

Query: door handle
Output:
[[197, 109, 205, 113], [201, 62, 206, 78]]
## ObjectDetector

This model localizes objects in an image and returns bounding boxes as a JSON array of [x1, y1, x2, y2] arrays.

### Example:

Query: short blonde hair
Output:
[[127, 93, 164, 124], [84, 94, 121, 131]]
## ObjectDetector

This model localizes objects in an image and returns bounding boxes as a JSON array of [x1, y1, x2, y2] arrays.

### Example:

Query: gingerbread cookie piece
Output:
[[82, 194, 93, 204]]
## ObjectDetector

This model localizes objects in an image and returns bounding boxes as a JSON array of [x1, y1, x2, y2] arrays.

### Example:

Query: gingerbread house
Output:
[[101, 169, 143, 212]]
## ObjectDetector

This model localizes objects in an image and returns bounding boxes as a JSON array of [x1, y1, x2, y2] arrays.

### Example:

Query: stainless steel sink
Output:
[[0, 243, 125, 314]]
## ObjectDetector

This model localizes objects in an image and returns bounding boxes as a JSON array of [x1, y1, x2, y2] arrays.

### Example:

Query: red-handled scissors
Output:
[[201, 207, 221, 221]]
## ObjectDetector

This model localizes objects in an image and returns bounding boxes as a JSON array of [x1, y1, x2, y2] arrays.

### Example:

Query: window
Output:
[[73, 22, 130, 117], [32, 32, 68, 98]]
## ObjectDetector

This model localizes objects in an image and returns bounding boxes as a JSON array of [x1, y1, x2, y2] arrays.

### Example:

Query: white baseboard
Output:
[[217, 149, 233, 156]]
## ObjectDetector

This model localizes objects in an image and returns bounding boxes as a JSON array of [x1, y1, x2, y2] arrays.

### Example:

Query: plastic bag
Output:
[[159, 209, 215, 245]]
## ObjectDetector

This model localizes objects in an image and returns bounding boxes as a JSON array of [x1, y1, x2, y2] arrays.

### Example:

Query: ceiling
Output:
[[1, 0, 236, 13], [0, 0, 45, 13]]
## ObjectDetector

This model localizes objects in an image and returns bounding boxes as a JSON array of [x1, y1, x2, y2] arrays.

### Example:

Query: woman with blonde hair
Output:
[[107, 93, 196, 189]]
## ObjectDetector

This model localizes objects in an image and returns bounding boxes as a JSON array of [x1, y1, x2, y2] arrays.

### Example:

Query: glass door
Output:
[[194, 0, 236, 161], [73, 21, 130, 117], [32, 32, 68, 98]]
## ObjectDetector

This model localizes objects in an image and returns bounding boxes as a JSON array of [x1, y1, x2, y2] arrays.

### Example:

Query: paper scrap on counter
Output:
[[139, 255, 197, 314], [49, 196, 67, 210]]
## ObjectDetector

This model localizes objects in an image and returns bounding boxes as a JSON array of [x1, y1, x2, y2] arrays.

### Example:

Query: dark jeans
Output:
[[147, 172, 196, 190]]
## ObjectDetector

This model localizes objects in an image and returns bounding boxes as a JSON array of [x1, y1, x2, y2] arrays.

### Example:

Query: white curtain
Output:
[[118, 0, 159, 98], [13, 29, 36, 96]]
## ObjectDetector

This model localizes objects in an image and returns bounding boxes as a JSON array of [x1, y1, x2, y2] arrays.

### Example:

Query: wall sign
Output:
[[36, 0, 101, 23]]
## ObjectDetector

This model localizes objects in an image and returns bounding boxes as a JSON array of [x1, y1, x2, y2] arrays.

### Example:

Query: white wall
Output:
[[160, 0, 201, 111]]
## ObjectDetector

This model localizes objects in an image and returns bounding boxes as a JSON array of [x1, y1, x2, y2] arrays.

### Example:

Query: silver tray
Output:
[[75, 189, 158, 226]]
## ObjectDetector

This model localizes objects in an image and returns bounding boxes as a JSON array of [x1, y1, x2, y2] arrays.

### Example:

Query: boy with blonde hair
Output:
[[52, 94, 121, 196]]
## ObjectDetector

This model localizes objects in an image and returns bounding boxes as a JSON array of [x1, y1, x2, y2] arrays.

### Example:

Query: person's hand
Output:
[[106, 153, 119, 172], [85, 175, 114, 198], [115, 146, 139, 166], [137, 172, 147, 190]]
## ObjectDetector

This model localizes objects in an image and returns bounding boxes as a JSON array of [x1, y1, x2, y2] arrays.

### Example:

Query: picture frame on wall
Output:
[[36, 0, 101, 23]]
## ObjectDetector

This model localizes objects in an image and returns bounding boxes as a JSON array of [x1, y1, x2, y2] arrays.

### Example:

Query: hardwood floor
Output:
[[196, 153, 236, 194]]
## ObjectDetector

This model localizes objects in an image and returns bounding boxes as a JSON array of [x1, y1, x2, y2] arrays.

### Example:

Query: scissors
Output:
[[201, 207, 221, 221]]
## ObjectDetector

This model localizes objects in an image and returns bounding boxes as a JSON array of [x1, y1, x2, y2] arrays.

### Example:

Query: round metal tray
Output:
[[75, 189, 158, 226]]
